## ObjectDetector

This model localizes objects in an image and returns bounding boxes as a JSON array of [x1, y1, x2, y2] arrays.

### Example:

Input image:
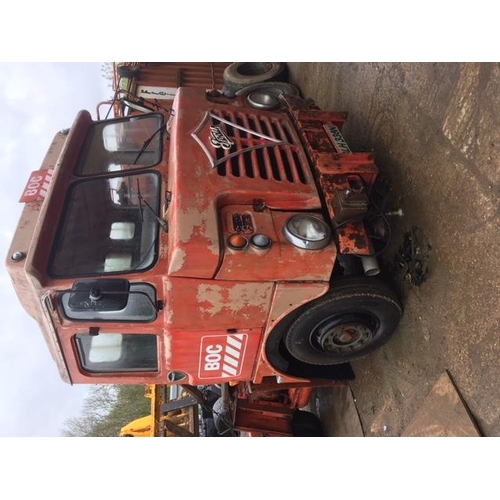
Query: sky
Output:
[[0, 63, 111, 437]]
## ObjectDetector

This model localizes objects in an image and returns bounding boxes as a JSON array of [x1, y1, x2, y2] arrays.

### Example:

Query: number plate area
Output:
[[324, 123, 352, 153]]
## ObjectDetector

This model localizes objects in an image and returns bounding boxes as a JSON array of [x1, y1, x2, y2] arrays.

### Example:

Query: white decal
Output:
[[221, 334, 244, 378], [199, 333, 248, 379]]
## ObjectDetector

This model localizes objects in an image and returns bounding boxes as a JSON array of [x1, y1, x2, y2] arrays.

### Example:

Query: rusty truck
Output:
[[6, 62, 402, 436]]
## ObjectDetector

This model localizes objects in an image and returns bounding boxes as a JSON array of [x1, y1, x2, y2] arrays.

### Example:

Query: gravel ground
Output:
[[287, 62, 500, 437]]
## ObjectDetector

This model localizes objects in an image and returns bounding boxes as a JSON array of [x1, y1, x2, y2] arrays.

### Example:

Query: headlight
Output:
[[283, 215, 331, 250], [247, 91, 280, 110]]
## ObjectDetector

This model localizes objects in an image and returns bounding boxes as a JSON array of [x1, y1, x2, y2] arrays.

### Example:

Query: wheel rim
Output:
[[311, 314, 376, 354]]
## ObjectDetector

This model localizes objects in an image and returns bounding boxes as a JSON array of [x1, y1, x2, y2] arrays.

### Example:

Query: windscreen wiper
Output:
[[135, 179, 144, 222], [132, 124, 166, 165], [136, 180, 168, 233]]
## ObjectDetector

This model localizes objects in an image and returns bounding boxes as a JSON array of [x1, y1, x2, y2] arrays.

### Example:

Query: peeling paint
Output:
[[169, 247, 186, 273], [197, 283, 270, 317], [165, 306, 174, 325], [163, 334, 172, 368], [197, 284, 227, 316], [177, 206, 219, 255], [164, 280, 174, 325]]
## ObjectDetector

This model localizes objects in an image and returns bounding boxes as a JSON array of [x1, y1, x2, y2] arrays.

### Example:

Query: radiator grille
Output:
[[211, 110, 309, 184]]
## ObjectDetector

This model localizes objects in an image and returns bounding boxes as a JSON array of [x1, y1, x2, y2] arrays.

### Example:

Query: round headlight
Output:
[[283, 215, 331, 250]]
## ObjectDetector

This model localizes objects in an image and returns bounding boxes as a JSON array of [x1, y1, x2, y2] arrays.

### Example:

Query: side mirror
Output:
[[68, 279, 130, 312]]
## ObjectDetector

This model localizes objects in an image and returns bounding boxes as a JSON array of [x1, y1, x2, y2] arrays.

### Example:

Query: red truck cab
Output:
[[6, 83, 402, 391]]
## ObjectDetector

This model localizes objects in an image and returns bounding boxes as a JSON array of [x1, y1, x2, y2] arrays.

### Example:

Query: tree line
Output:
[[62, 385, 150, 437]]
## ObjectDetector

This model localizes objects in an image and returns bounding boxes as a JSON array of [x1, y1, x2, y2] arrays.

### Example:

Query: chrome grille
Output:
[[211, 110, 309, 184]]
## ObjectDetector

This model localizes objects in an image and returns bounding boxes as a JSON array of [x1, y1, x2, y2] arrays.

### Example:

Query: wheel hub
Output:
[[314, 321, 373, 354]]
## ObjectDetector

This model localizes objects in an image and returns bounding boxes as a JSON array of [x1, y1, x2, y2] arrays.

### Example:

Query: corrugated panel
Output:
[[111, 62, 230, 118], [136, 62, 228, 89]]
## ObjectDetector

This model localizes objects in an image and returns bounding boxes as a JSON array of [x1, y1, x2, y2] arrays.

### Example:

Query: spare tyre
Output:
[[223, 62, 286, 91]]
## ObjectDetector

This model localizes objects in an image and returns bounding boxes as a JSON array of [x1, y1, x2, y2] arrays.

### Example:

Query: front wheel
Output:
[[284, 277, 402, 365]]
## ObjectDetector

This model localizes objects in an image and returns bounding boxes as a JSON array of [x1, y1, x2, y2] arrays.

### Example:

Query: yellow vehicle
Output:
[[119, 384, 199, 437], [119, 415, 153, 437]]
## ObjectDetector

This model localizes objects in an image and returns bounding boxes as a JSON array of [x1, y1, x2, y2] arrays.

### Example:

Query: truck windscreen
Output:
[[75, 114, 164, 175], [49, 172, 160, 277]]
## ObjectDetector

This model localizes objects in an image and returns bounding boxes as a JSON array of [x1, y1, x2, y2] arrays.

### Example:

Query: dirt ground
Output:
[[287, 62, 500, 437]]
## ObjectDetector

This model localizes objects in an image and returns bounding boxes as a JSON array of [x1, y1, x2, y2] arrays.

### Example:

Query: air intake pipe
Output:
[[361, 255, 380, 276]]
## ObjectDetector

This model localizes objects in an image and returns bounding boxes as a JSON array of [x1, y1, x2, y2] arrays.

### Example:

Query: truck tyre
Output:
[[223, 62, 286, 92], [285, 277, 402, 365], [291, 410, 323, 437]]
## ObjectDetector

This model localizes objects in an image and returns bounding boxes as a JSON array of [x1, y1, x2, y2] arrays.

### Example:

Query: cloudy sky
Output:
[[0, 63, 111, 437]]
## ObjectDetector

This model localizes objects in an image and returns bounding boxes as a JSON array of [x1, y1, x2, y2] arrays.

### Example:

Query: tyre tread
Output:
[[284, 277, 402, 365]]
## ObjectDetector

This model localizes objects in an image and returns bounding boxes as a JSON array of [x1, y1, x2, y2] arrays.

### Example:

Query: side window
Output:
[[75, 333, 158, 373], [75, 114, 164, 175]]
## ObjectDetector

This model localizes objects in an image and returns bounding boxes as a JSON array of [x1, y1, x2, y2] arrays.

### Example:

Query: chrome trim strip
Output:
[[191, 111, 216, 168]]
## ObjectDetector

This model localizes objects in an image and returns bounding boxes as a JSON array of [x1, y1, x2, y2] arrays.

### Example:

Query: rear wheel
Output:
[[284, 277, 402, 365]]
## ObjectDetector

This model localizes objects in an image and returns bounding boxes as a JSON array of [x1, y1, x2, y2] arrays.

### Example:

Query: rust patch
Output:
[[336, 221, 373, 255]]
